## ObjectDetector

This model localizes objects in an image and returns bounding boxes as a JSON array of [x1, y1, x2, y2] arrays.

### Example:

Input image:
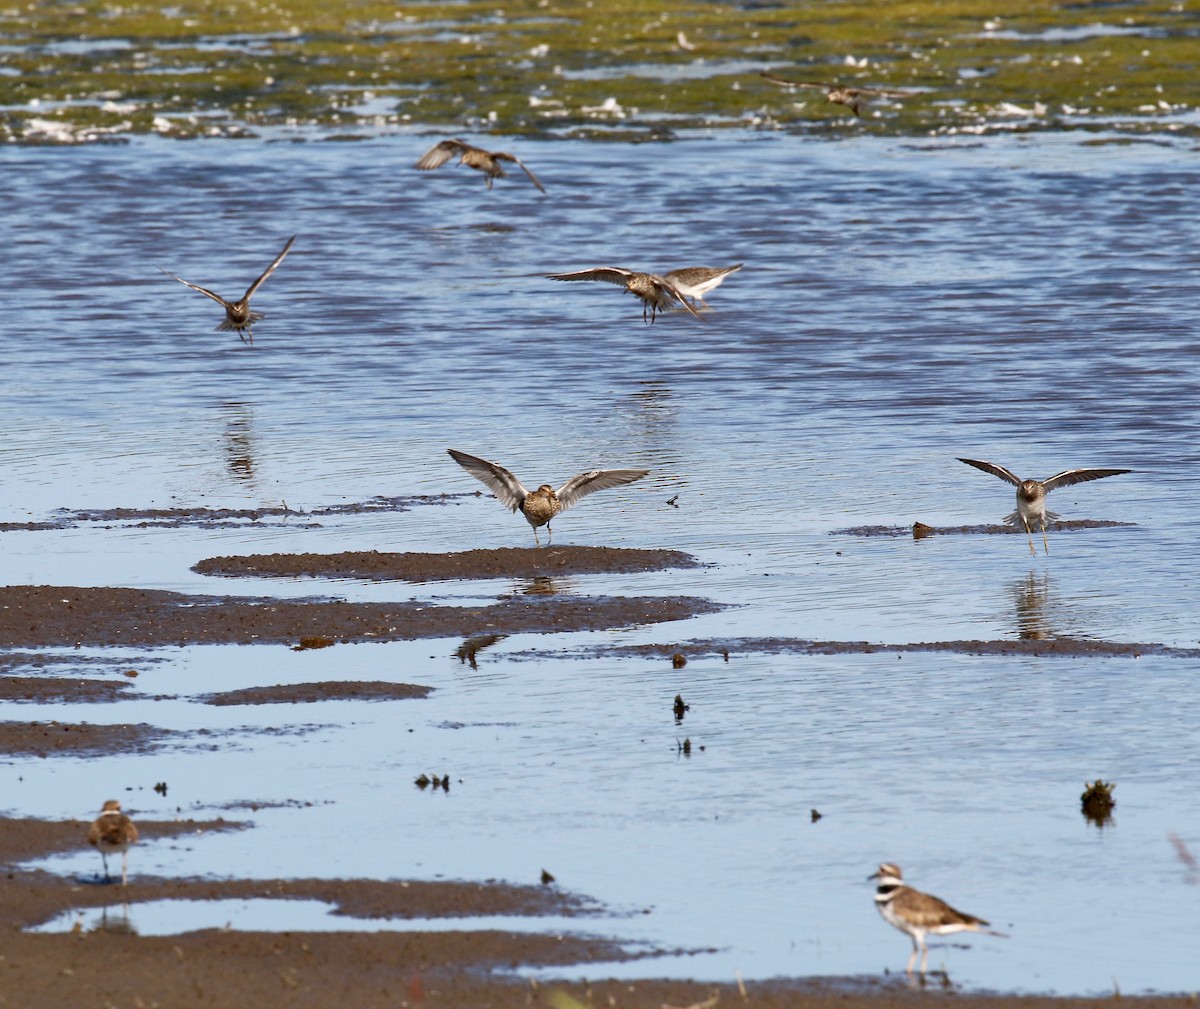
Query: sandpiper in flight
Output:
[[663, 264, 743, 308], [870, 863, 1006, 975], [447, 448, 648, 545], [546, 267, 701, 324], [415, 139, 546, 193], [760, 71, 916, 117], [88, 800, 139, 886], [958, 458, 1132, 555], [160, 235, 295, 345]]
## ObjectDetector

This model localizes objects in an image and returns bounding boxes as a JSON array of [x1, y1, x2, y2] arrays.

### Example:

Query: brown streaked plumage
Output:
[[88, 799, 139, 886], [546, 267, 701, 324], [663, 264, 743, 308], [160, 235, 295, 345], [958, 458, 1132, 555], [415, 138, 546, 193], [760, 71, 916, 117], [871, 863, 1006, 976], [447, 448, 649, 545]]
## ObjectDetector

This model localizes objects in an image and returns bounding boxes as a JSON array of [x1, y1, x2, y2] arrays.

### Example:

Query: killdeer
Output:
[[415, 138, 546, 193], [546, 267, 701, 324], [958, 458, 1132, 555], [760, 71, 916, 117], [663, 264, 743, 308], [447, 448, 648, 545], [88, 800, 139, 886], [870, 863, 1005, 975], [160, 235, 295, 345]]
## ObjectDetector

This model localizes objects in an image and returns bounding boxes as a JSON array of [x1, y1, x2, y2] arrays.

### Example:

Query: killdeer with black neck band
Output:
[[870, 862, 1006, 975]]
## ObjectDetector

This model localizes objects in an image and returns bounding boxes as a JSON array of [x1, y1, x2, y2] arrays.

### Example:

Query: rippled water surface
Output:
[[2, 130, 1199, 995]]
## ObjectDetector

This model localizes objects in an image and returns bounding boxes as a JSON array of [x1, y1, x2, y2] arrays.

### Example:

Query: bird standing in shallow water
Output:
[[88, 800, 139, 886], [546, 267, 701, 324], [663, 264, 743, 308], [160, 235, 295, 345], [447, 448, 648, 545], [415, 139, 546, 193], [760, 71, 916, 117], [957, 458, 1132, 555], [870, 863, 1006, 976]]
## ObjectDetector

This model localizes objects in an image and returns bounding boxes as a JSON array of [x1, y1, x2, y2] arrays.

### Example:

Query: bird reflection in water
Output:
[[518, 576, 572, 597], [94, 903, 137, 935], [1011, 572, 1053, 641], [454, 633, 507, 670], [220, 402, 256, 486]]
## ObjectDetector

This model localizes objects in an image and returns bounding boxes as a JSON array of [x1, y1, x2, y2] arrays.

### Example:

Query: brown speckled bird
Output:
[[546, 267, 701, 324], [415, 139, 546, 193], [760, 71, 916, 117], [448, 448, 648, 545], [88, 800, 139, 886], [160, 235, 295, 345], [871, 863, 1007, 975], [958, 458, 1132, 555]]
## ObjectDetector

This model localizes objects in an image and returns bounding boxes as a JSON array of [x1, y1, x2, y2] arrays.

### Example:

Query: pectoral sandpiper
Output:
[[160, 235, 295, 345], [958, 458, 1131, 555], [546, 267, 701, 323], [760, 71, 916, 117], [447, 448, 648, 545], [415, 139, 546, 193]]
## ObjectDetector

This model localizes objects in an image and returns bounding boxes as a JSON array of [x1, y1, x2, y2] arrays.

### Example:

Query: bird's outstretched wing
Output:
[[653, 275, 703, 318], [546, 267, 636, 286], [242, 235, 296, 302], [447, 449, 529, 511], [958, 458, 1021, 487], [1042, 467, 1132, 491], [555, 468, 649, 511], [760, 72, 832, 91], [158, 268, 233, 310], [844, 84, 916, 98], [493, 152, 547, 193], [415, 139, 473, 170]]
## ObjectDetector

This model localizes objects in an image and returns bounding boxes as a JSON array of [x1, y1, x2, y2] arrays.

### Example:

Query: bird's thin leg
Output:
[[100, 851, 110, 882], [122, 850, 129, 887], [547, 522, 553, 545], [532, 527, 540, 547], [1024, 520, 1036, 556], [919, 937, 929, 975], [486, 175, 493, 190], [906, 938, 918, 975], [1042, 524, 1050, 554]]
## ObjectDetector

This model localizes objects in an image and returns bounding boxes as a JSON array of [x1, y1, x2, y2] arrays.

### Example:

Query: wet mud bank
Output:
[[0, 585, 720, 648], [193, 545, 702, 581], [0, 813, 654, 1007], [7, 812, 1191, 1006], [545, 636, 1200, 662], [833, 519, 1136, 539]]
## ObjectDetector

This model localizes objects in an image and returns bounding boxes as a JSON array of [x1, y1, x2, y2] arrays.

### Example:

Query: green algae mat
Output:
[[2, 0, 1196, 142]]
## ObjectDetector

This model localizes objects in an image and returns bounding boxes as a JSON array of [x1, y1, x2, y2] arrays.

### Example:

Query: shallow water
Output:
[[2, 129, 1199, 995]]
